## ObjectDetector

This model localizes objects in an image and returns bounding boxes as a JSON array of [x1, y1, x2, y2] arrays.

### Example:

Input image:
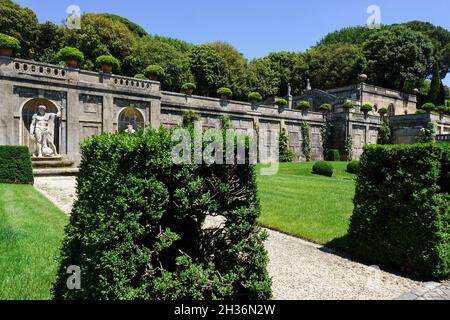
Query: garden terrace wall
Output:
[[348, 143, 450, 277]]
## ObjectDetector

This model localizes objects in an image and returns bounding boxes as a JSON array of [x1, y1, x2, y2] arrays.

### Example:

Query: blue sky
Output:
[[15, 0, 450, 85]]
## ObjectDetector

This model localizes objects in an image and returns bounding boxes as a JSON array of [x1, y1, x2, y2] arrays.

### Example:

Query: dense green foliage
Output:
[[0, 146, 33, 184], [378, 107, 388, 115], [346, 160, 360, 174], [319, 103, 332, 112], [0, 32, 20, 51], [312, 161, 333, 177], [348, 144, 450, 277], [300, 122, 312, 161], [53, 128, 271, 299], [248, 92, 262, 102], [96, 55, 120, 71], [0, 0, 448, 103], [0, 184, 67, 299], [57, 47, 84, 64], [279, 128, 295, 163], [326, 149, 340, 161], [422, 102, 436, 112], [275, 98, 288, 107], [181, 82, 196, 94], [377, 122, 393, 145], [360, 104, 373, 112], [296, 100, 310, 110], [182, 110, 200, 127], [343, 101, 354, 109], [217, 87, 233, 98]]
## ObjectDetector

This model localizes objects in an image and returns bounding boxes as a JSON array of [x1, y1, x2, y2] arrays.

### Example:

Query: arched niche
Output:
[[117, 107, 145, 132]]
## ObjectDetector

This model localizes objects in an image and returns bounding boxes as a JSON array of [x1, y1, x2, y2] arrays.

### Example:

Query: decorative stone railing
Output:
[[12, 59, 68, 79], [436, 134, 450, 143]]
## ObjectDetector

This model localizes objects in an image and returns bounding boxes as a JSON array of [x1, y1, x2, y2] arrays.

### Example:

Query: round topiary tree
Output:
[[96, 55, 120, 73], [312, 161, 333, 177], [378, 107, 388, 116], [421, 103, 436, 113], [144, 65, 165, 81], [343, 101, 354, 110], [326, 149, 340, 162], [217, 87, 233, 99], [52, 128, 272, 300], [275, 98, 288, 108], [0, 33, 20, 57], [346, 160, 360, 174], [297, 100, 311, 111], [57, 47, 84, 68], [248, 92, 262, 104], [361, 104, 373, 113], [319, 103, 332, 113], [181, 82, 196, 95], [134, 73, 147, 79]]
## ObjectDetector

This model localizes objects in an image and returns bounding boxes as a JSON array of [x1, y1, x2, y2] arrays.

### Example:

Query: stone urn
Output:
[[0, 48, 13, 57], [183, 88, 193, 95], [65, 58, 78, 68], [148, 74, 159, 81], [101, 64, 113, 73]]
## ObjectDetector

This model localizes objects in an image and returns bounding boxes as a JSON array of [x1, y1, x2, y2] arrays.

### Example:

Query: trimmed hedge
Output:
[[248, 92, 262, 102], [346, 160, 360, 174], [57, 47, 84, 64], [52, 128, 271, 299], [348, 144, 450, 277], [297, 100, 310, 110], [275, 98, 288, 107], [0, 146, 33, 184], [96, 55, 120, 70], [217, 87, 233, 98], [144, 64, 165, 79], [181, 82, 196, 94], [312, 161, 333, 177], [326, 149, 340, 161]]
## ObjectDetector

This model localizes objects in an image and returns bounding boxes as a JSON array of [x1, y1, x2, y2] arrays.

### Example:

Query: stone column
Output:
[[0, 81, 14, 145], [66, 89, 81, 162], [149, 99, 161, 129], [103, 94, 114, 133]]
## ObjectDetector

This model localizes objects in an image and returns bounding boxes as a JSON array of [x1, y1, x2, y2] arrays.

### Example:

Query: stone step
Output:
[[33, 168, 79, 177], [32, 156, 63, 162], [32, 160, 74, 168]]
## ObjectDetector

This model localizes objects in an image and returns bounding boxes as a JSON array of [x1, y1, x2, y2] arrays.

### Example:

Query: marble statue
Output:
[[124, 124, 136, 133], [30, 105, 62, 158]]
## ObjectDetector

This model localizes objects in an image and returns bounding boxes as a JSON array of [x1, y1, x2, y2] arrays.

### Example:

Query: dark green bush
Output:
[[343, 101, 354, 109], [181, 82, 196, 94], [348, 144, 450, 277], [0, 33, 20, 52], [346, 160, 360, 174], [361, 104, 373, 112], [422, 102, 436, 113], [52, 128, 271, 300], [319, 103, 332, 112], [378, 107, 388, 115], [326, 149, 340, 161], [312, 161, 333, 177], [144, 65, 165, 79], [0, 146, 33, 184], [57, 47, 84, 64], [275, 98, 288, 107], [297, 100, 310, 110], [217, 87, 233, 98], [95, 55, 120, 70]]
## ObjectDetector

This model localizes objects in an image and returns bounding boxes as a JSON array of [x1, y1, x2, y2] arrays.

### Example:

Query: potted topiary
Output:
[[57, 47, 84, 68], [96, 55, 120, 73], [319, 103, 332, 113], [275, 98, 288, 109], [342, 101, 354, 111], [181, 82, 196, 95], [144, 65, 165, 81], [134, 73, 146, 79], [378, 107, 388, 118], [361, 103, 373, 116], [0, 33, 20, 57], [421, 102, 436, 114], [217, 87, 233, 100], [248, 92, 262, 104], [436, 105, 446, 119], [297, 100, 311, 111]]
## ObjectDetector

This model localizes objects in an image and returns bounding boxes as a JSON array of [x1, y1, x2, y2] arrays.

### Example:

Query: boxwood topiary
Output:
[[217, 87, 233, 98], [96, 55, 120, 70], [361, 104, 373, 112], [181, 82, 196, 94], [326, 149, 340, 161], [421, 102, 436, 113], [52, 128, 271, 300], [378, 107, 388, 115], [297, 100, 310, 110], [346, 160, 360, 174], [248, 92, 262, 103], [0, 33, 20, 52], [134, 73, 146, 79], [0, 146, 33, 184], [348, 144, 450, 277], [343, 101, 354, 109], [144, 65, 165, 79], [57, 47, 84, 64], [312, 161, 333, 177], [275, 98, 288, 107], [319, 103, 332, 112]]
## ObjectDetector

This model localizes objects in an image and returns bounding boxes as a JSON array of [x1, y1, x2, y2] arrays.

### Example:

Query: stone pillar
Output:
[[149, 99, 161, 129], [66, 89, 81, 161], [103, 94, 114, 133], [0, 81, 14, 145]]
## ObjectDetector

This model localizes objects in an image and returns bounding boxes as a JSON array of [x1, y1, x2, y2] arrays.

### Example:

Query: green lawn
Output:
[[0, 184, 68, 300], [257, 162, 355, 245]]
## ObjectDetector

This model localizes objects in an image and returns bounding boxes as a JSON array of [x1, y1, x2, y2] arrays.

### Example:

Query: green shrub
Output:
[[343, 101, 354, 109], [275, 98, 288, 107], [217, 87, 233, 98], [144, 65, 165, 79], [52, 128, 272, 300], [95, 55, 120, 70], [134, 73, 146, 79], [346, 160, 360, 174], [181, 82, 196, 94], [378, 107, 388, 115], [416, 109, 427, 114], [319, 103, 332, 112], [325, 149, 340, 161], [0, 33, 20, 52], [248, 92, 262, 102], [348, 144, 450, 277], [361, 104, 373, 112], [279, 128, 295, 163], [182, 110, 200, 128], [312, 161, 333, 177], [0, 146, 33, 184], [436, 105, 446, 114], [57, 47, 84, 64], [422, 102, 436, 113], [297, 100, 310, 110]]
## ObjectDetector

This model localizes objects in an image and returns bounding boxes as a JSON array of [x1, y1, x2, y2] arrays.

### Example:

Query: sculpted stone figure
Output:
[[124, 124, 136, 134], [30, 105, 62, 157]]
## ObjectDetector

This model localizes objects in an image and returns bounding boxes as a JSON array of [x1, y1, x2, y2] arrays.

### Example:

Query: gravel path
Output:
[[34, 176, 434, 300]]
